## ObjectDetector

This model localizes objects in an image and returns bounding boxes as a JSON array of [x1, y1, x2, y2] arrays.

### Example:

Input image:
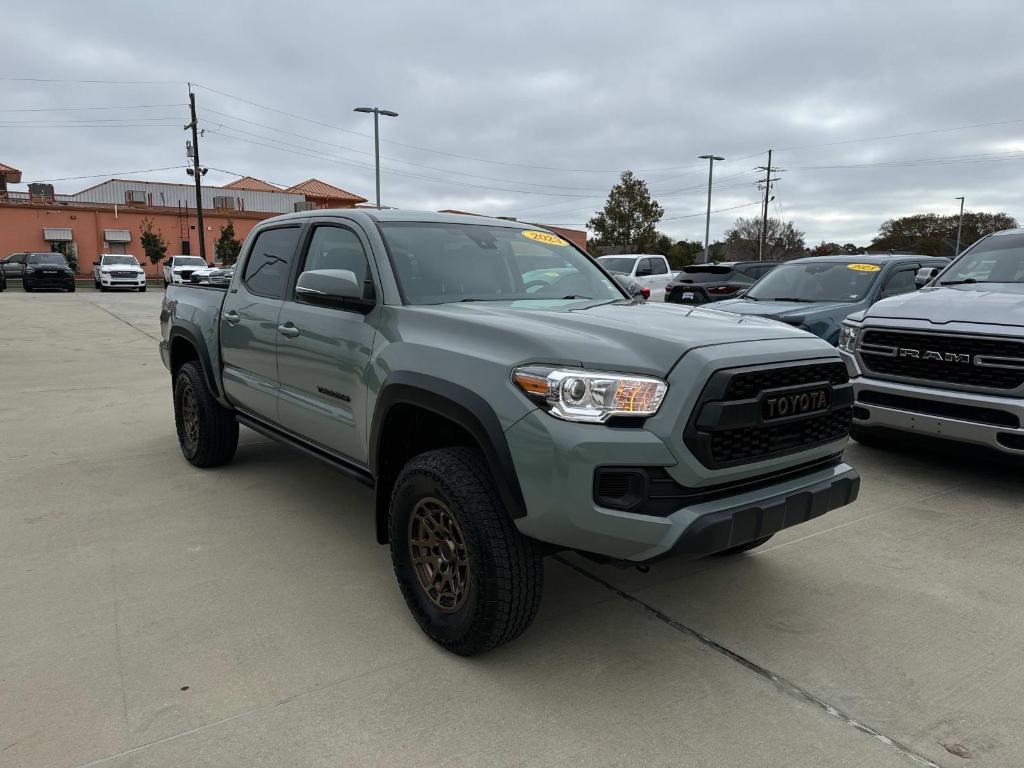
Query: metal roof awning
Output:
[[43, 227, 73, 242], [104, 229, 132, 243]]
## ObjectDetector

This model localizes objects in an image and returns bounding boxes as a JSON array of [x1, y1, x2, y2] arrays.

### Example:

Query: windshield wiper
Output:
[[560, 295, 592, 300], [758, 297, 818, 303], [939, 279, 978, 286]]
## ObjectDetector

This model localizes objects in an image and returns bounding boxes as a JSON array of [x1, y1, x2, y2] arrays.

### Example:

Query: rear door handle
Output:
[[223, 310, 240, 326], [278, 323, 300, 339]]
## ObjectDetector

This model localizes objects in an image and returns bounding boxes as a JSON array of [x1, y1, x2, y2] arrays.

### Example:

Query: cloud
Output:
[[2, 0, 1022, 246]]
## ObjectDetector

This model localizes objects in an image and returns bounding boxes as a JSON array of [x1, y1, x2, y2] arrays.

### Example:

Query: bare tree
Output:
[[725, 217, 805, 260]]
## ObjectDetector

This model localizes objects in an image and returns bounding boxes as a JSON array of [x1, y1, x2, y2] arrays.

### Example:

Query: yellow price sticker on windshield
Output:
[[522, 230, 567, 246], [848, 263, 880, 272]]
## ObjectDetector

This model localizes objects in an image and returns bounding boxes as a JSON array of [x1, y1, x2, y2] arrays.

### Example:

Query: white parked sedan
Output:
[[93, 254, 147, 292]]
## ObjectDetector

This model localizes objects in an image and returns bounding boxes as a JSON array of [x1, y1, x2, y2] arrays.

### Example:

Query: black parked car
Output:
[[22, 253, 76, 292], [665, 261, 780, 304]]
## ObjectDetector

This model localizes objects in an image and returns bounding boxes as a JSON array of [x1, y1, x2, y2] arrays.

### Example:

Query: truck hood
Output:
[[865, 285, 1024, 328], [409, 299, 827, 376], [713, 298, 856, 321]]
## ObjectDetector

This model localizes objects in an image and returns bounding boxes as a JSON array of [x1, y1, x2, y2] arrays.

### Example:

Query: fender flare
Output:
[[167, 321, 221, 398], [370, 372, 528, 540]]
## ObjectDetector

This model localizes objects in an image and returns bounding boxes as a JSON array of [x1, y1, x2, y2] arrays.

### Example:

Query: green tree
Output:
[[52, 241, 78, 273], [724, 216, 806, 260], [810, 241, 844, 256], [215, 220, 243, 266], [587, 171, 664, 251], [139, 218, 167, 267], [870, 211, 1018, 256], [666, 238, 705, 268]]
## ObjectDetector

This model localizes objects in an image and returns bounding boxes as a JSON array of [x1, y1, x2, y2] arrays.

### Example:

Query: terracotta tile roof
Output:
[[0, 162, 22, 182], [223, 176, 280, 192], [287, 178, 367, 202]]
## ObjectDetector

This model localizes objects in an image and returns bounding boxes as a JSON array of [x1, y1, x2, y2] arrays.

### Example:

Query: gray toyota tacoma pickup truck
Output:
[[160, 209, 859, 655], [840, 227, 1024, 455]]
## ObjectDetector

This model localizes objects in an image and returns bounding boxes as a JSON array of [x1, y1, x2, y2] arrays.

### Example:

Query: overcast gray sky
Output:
[[3, 1, 1021, 245]]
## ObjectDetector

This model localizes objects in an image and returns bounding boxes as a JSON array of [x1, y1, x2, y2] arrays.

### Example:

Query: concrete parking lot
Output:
[[2, 287, 1023, 768]]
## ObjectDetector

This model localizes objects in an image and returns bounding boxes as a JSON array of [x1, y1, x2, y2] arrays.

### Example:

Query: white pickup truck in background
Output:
[[596, 254, 676, 300]]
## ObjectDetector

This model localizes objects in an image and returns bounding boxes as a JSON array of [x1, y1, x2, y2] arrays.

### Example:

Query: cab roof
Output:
[[265, 208, 537, 230], [786, 253, 944, 265]]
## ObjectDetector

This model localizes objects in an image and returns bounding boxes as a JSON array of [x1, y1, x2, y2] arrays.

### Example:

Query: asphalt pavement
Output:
[[1, 286, 1022, 767]]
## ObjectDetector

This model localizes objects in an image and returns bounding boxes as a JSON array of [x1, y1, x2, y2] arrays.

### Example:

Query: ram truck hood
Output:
[[865, 285, 1024, 328], [404, 299, 831, 377]]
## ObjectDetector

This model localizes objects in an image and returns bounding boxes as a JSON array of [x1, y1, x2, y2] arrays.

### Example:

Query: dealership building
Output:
[[0, 163, 586, 276]]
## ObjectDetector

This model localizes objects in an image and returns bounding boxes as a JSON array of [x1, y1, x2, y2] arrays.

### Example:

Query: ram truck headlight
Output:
[[513, 366, 668, 423], [838, 322, 860, 353]]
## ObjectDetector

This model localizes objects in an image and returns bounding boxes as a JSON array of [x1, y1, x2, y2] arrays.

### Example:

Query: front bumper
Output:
[[505, 408, 858, 562], [849, 373, 1024, 455], [25, 274, 75, 289], [100, 274, 146, 287]]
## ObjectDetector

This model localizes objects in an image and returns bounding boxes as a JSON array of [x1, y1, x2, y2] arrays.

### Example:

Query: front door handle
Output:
[[278, 323, 300, 339], [223, 310, 240, 326]]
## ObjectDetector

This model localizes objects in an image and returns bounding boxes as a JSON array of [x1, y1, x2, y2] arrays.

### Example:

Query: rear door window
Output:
[[242, 226, 301, 299], [649, 258, 669, 275]]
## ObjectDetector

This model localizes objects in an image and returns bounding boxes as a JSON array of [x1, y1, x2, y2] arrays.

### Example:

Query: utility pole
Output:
[[756, 150, 786, 261], [954, 196, 965, 256], [184, 86, 208, 263], [354, 106, 399, 209], [698, 154, 725, 263]]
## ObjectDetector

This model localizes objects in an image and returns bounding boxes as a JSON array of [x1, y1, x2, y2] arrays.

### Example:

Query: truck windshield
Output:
[[939, 234, 1024, 284], [380, 223, 625, 305], [174, 257, 206, 267], [103, 256, 138, 266], [27, 253, 67, 266], [745, 261, 880, 302], [596, 257, 638, 274]]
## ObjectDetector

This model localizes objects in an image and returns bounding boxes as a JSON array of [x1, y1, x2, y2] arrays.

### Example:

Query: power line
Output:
[[776, 116, 1024, 153], [26, 166, 189, 183], [0, 103, 186, 113], [662, 200, 762, 221], [193, 82, 765, 175], [0, 76, 182, 85], [789, 149, 1024, 170], [0, 115, 184, 124], [0, 123, 181, 129]]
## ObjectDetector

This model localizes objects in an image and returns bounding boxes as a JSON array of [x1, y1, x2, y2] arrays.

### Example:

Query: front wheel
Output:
[[173, 361, 238, 467], [68, 283, 76, 293], [139, 284, 147, 292], [390, 447, 544, 656], [22, 283, 32, 292]]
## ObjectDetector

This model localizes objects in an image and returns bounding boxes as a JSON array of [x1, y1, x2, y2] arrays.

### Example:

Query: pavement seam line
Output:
[[553, 555, 943, 768], [76, 293, 161, 342]]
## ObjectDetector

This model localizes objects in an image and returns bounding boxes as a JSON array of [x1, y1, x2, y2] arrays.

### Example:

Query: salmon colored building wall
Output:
[[0, 204, 267, 276]]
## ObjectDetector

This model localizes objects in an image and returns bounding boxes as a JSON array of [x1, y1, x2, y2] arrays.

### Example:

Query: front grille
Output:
[[857, 390, 1020, 427], [179, 270, 194, 280], [111, 271, 137, 278], [860, 330, 1024, 390], [724, 362, 849, 400], [685, 361, 853, 469]]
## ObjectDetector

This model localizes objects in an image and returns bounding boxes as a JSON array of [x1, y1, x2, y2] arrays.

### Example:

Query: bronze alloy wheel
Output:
[[180, 382, 200, 449], [407, 497, 470, 613]]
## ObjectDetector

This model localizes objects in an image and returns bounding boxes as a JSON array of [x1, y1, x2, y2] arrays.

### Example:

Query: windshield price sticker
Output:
[[848, 263, 881, 272], [522, 230, 567, 247]]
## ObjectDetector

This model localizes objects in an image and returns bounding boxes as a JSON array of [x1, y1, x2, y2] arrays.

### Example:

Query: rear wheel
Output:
[[390, 447, 544, 656], [173, 361, 238, 467]]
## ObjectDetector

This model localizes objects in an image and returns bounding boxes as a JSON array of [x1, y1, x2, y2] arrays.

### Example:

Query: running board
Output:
[[235, 413, 374, 487]]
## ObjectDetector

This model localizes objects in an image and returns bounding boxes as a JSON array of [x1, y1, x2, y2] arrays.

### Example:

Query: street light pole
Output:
[[354, 106, 399, 209], [954, 196, 965, 256], [698, 155, 725, 263]]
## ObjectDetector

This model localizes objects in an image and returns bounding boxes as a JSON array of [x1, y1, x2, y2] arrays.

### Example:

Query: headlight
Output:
[[838, 322, 860, 353], [513, 366, 668, 423]]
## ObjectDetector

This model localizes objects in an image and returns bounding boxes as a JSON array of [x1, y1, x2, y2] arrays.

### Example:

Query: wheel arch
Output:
[[168, 321, 221, 398], [370, 372, 527, 544]]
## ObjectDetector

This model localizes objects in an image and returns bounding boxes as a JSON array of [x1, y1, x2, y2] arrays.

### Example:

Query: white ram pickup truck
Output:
[[163, 256, 210, 287], [93, 254, 147, 292]]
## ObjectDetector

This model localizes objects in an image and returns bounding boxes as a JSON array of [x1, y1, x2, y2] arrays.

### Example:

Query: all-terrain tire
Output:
[[173, 361, 238, 468], [390, 447, 544, 656]]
